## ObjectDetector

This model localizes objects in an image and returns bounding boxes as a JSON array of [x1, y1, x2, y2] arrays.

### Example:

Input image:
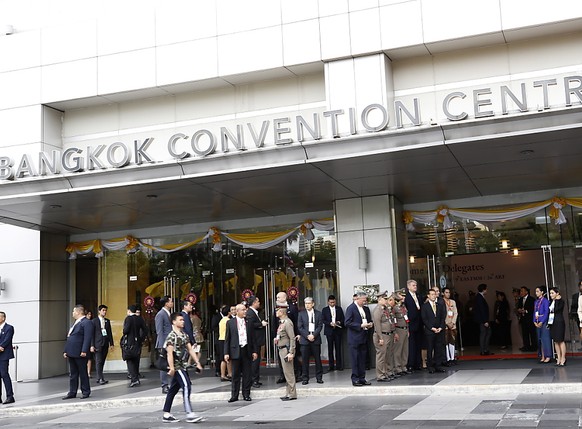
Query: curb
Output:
[[2, 382, 582, 417]]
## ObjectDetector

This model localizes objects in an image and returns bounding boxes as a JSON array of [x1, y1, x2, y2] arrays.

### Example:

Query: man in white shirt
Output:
[[322, 295, 345, 371], [298, 297, 324, 384]]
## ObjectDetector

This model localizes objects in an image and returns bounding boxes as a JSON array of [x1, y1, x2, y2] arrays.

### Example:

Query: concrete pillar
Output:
[[334, 195, 407, 310]]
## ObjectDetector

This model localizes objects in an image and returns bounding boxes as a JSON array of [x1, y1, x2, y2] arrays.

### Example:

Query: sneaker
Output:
[[186, 414, 203, 423], [162, 414, 180, 423]]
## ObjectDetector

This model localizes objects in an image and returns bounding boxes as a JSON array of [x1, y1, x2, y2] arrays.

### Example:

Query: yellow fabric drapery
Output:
[[66, 217, 334, 259], [403, 197, 578, 230]]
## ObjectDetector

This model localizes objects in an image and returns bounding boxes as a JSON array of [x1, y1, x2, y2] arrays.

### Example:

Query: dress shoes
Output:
[[428, 369, 435, 374], [361, 380, 371, 385], [228, 397, 239, 403], [252, 382, 261, 388], [316, 379, 324, 384], [129, 381, 140, 387], [62, 394, 76, 400], [97, 379, 109, 385], [162, 386, 169, 394], [328, 367, 335, 372], [376, 378, 390, 382], [276, 377, 286, 384], [3, 397, 15, 404], [352, 382, 363, 386], [81, 395, 90, 399], [302, 380, 309, 385], [435, 368, 446, 373], [280, 396, 297, 401], [243, 396, 252, 401]]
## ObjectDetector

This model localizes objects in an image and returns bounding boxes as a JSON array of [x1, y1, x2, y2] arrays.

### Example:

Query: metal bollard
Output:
[[12, 345, 19, 382]]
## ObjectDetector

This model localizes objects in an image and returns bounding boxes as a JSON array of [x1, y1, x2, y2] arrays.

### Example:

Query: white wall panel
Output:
[[421, 0, 501, 43], [363, 227, 395, 290], [319, 0, 349, 17], [41, 58, 98, 103], [350, 8, 381, 56], [0, 68, 41, 110], [362, 195, 392, 230], [500, 0, 582, 30], [97, 9, 156, 56], [0, 106, 42, 147], [63, 104, 119, 138], [157, 38, 219, 86], [380, 1, 423, 50], [0, 30, 40, 73], [320, 13, 351, 60], [282, 19, 322, 67], [118, 96, 175, 130], [175, 87, 236, 122], [0, 224, 40, 262], [281, 0, 320, 24], [98, 49, 156, 95], [349, 0, 379, 12], [335, 198, 363, 232], [432, 45, 509, 85], [155, 0, 217, 45], [41, 21, 97, 65], [42, 106, 64, 149], [217, 26, 283, 76], [216, 0, 281, 35]]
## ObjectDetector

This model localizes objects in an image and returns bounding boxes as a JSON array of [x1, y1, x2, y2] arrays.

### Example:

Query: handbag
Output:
[[155, 348, 169, 370], [120, 334, 141, 360]]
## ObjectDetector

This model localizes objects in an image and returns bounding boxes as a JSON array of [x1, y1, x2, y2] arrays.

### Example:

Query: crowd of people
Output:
[[1, 277, 569, 422]]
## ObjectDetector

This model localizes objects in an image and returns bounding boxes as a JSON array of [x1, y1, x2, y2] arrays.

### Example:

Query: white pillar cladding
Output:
[[334, 195, 407, 311], [324, 54, 394, 138]]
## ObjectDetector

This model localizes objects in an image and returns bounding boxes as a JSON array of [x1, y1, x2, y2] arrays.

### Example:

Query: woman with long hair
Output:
[[548, 287, 566, 366], [533, 286, 552, 363]]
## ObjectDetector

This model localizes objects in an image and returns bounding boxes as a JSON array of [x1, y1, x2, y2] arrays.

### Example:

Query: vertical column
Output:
[[324, 53, 394, 137], [334, 195, 407, 310]]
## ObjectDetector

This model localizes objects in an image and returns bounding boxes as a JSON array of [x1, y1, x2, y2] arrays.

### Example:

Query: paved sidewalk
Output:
[[1, 358, 581, 418]]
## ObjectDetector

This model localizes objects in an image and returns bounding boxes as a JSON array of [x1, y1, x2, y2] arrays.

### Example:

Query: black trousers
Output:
[[425, 331, 445, 370], [230, 348, 252, 399], [407, 329, 422, 369], [126, 355, 141, 383], [326, 330, 343, 369], [301, 343, 323, 381], [349, 343, 367, 383], [68, 356, 90, 397], [251, 346, 262, 383], [94, 347, 109, 381], [520, 320, 536, 349], [0, 359, 14, 399]]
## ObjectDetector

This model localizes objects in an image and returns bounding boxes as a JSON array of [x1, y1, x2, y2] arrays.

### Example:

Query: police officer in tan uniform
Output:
[[274, 302, 297, 401], [393, 290, 411, 375], [372, 292, 398, 382]]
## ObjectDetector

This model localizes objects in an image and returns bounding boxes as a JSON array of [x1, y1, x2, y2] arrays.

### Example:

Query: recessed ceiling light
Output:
[[519, 149, 534, 155], [50, 204, 62, 209], [146, 194, 158, 199]]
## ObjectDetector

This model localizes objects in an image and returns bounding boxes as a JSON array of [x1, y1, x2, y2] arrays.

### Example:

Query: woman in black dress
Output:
[[494, 291, 511, 349], [548, 287, 566, 366]]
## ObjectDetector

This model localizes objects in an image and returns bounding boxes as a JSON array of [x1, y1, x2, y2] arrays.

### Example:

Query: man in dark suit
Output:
[[90, 304, 114, 385], [123, 304, 147, 387], [421, 289, 446, 373], [155, 296, 174, 394], [246, 296, 267, 388], [322, 294, 344, 371], [297, 297, 324, 384], [473, 284, 492, 356], [63, 304, 93, 400], [224, 304, 258, 403], [0, 311, 15, 404], [517, 286, 536, 351], [345, 291, 373, 386], [180, 300, 195, 346], [404, 279, 423, 371]]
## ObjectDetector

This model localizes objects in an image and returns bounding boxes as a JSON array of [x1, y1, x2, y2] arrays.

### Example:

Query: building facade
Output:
[[1, 0, 582, 379]]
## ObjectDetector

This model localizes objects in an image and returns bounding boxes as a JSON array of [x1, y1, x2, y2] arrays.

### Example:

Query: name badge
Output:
[[403, 315, 409, 321], [548, 313, 555, 324], [535, 311, 539, 318], [362, 318, 367, 324], [447, 310, 453, 317], [101, 328, 108, 336], [308, 322, 315, 332]]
